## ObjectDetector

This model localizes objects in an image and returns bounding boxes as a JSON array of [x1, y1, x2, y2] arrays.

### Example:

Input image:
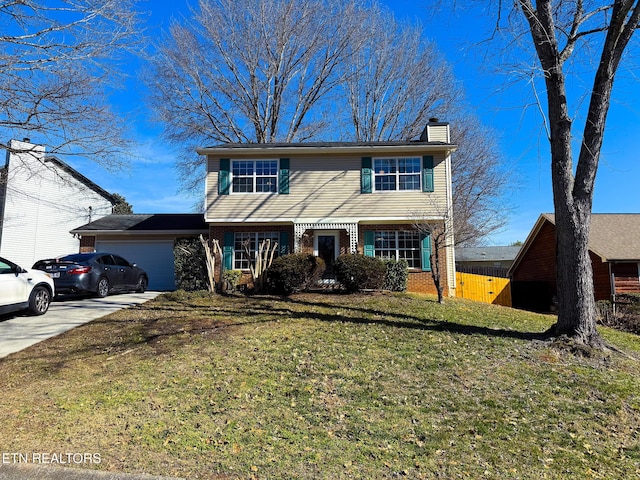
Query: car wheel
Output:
[[28, 286, 51, 316], [96, 277, 110, 298], [136, 276, 147, 293]]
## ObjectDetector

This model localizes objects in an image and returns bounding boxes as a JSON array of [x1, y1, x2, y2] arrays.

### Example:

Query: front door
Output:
[[315, 232, 339, 277]]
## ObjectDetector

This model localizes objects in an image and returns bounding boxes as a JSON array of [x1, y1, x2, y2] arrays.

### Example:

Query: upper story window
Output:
[[373, 157, 421, 191], [232, 160, 278, 193]]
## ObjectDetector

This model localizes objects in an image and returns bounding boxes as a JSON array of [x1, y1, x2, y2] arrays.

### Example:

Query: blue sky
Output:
[[70, 1, 640, 245]]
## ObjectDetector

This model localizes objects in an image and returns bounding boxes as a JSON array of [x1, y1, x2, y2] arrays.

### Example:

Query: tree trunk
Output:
[[553, 203, 602, 345]]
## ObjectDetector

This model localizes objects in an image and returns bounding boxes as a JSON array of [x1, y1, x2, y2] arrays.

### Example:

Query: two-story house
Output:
[[0, 139, 115, 268], [198, 121, 458, 296]]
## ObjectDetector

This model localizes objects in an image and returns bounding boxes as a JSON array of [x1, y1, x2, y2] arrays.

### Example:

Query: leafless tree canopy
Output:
[[147, 0, 363, 147], [342, 6, 462, 142], [450, 116, 512, 246], [0, 0, 140, 169]]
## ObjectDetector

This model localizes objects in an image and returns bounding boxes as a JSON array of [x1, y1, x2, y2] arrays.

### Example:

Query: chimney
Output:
[[419, 118, 450, 143]]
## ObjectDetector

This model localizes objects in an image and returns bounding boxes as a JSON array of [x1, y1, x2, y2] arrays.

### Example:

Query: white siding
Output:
[[0, 140, 113, 268]]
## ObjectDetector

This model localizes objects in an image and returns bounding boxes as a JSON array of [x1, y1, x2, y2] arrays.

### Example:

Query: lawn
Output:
[[0, 291, 639, 479]]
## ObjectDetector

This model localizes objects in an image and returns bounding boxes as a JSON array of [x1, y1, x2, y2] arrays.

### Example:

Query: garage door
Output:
[[95, 240, 175, 291]]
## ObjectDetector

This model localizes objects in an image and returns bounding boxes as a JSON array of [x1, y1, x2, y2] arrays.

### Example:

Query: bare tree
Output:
[[502, 1, 640, 347], [413, 205, 455, 304], [450, 116, 513, 246], [146, 0, 365, 191], [0, 0, 141, 169], [341, 6, 513, 244], [342, 6, 462, 142]]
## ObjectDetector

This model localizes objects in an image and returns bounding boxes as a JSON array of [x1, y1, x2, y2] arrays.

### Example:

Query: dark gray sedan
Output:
[[33, 253, 149, 298]]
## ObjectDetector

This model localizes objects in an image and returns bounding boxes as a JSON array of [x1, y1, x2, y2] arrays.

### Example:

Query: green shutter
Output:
[[219, 158, 231, 195], [421, 233, 432, 271], [361, 157, 372, 194], [422, 155, 434, 193], [279, 158, 290, 194], [364, 231, 374, 257], [279, 230, 290, 255], [223, 231, 234, 271]]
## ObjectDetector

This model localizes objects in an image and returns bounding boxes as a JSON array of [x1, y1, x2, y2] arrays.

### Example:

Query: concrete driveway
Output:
[[0, 291, 161, 358]]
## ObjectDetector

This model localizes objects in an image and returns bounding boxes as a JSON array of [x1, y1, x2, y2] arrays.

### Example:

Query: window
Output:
[[233, 232, 280, 270], [373, 157, 421, 191], [374, 231, 421, 268], [232, 160, 278, 193]]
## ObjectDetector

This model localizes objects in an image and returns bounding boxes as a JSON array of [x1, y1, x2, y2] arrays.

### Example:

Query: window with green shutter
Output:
[[361, 157, 372, 194], [223, 231, 234, 270], [363, 230, 374, 256], [279, 158, 290, 194], [279, 230, 290, 255], [219, 158, 230, 195], [421, 233, 432, 271], [422, 155, 434, 193]]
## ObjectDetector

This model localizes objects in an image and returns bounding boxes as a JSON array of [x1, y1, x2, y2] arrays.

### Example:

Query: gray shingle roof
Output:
[[455, 246, 521, 262], [72, 214, 208, 233], [541, 213, 640, 261]]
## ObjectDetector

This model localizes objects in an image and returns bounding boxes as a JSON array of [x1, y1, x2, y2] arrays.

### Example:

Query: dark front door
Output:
[[318, 235, 336, 274]]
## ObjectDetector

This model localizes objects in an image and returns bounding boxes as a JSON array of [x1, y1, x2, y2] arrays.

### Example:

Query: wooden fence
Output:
[[456, 271, 512, 307]]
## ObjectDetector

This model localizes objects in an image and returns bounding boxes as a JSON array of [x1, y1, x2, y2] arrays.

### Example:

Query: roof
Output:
[[509, 213, 640, 275], [196, 140, 457, 156], [45, 156, 116, 204], [71, 214, 209, 234], [455, 246, 521, 262]]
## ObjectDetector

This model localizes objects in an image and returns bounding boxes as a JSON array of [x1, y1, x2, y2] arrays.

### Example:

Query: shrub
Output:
[[333, 254, 386, 293], [222, 270, 243, 293], [174, 237, 208, 291], [266, 254, 326, 295], [597, 295, 640, 335], [383, 259, 408, 292]]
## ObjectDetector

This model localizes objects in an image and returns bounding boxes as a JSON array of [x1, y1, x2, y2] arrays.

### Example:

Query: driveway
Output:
[[0, 292, 161, 359]]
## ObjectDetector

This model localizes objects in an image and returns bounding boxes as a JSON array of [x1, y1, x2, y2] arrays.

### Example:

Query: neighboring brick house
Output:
[[0, 139, 115, 268], [509, 213, 640, 311], [197, 121, 458, 296]]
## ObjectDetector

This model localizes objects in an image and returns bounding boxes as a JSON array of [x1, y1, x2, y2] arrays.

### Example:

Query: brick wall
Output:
[[358, 224, 447, 297], [79, 235, 96, 253]]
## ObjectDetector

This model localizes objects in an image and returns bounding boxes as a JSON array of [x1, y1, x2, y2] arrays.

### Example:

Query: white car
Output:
[[0, 256, 55, 316]]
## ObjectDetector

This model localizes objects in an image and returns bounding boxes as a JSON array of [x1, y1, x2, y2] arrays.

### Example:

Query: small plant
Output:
[[222, 269, 242, 293], [383, 259, 408, 292], [333, 254, 386, 293], [266, 254, 326, 295]]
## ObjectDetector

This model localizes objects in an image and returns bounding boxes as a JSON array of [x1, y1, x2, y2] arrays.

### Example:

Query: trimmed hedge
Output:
[[334, 254, 387, 293], [266, 253, 326, 295], [174, 237, 208, 291]]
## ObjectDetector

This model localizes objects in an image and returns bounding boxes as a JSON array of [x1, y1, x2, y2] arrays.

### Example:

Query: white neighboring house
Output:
[[0, 139, 115, 268]]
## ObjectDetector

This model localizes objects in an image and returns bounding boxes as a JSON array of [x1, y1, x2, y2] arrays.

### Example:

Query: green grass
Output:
[[0, 292, 639, 479]]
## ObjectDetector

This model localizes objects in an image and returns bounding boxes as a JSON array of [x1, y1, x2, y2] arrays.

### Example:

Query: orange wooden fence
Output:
[[455, 272, 512, 307]]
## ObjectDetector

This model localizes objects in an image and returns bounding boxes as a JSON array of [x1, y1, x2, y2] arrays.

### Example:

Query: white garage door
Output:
[[95, 240, 175, 291]]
